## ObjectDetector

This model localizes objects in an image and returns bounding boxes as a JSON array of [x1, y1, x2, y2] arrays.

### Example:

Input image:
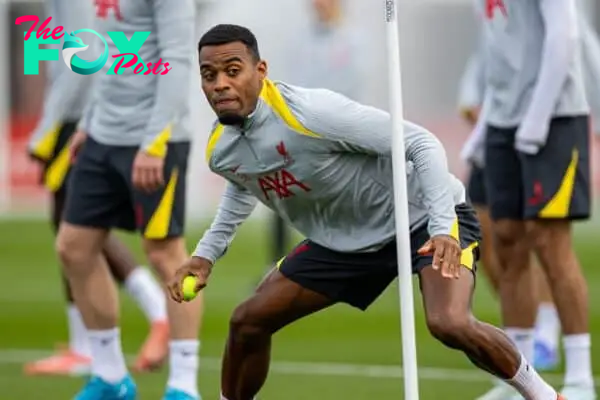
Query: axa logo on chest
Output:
[[15, 15, 172, 76]]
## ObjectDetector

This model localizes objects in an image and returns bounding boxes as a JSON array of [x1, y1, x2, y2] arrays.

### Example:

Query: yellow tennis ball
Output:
[[182, 276, 199, 302]]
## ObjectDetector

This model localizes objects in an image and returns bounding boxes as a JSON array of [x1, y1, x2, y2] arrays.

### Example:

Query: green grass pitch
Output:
[[1, 218, 600, 399]]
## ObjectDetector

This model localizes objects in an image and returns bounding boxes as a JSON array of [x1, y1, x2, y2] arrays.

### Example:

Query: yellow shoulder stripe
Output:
[[259, 79, 320, 138], [204, 79, 319, 164], [205, 123, 224, 163]]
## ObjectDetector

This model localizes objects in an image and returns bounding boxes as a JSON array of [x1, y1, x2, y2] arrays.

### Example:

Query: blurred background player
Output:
[[22, 0, 168, 377], [266, 0, 366, 272], [54, 0, 204, 399], [458, 2, 600, 375], [467, 0, 596, 398]]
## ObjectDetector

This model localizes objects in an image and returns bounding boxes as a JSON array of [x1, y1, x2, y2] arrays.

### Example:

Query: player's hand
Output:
[[515, 120, 548, 155], [460, 136, 485, 168], [168, 256, 213, 303], [132, 151, 164, 192], [514, 138, 540, 155], [69, 130, 87, 163], [459, 106, 481, 127], [417, 235, 462, 279]]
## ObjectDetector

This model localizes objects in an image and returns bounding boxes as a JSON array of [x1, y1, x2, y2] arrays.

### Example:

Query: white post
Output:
[[385, 0, 420, 398]]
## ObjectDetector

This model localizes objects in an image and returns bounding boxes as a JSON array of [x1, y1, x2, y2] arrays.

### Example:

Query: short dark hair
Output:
[[198, 24, 261, 62]]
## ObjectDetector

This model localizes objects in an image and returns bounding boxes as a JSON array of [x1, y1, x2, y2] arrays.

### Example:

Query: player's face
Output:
[[312, 0, 338, 22], [199, 42, 267, 126]]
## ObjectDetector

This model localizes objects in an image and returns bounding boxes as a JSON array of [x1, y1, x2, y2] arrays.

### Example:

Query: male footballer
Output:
[[170, 24, 565, 400]]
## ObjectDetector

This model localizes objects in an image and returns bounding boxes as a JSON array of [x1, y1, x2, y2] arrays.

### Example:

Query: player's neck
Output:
[[239, 99, 267, 132]]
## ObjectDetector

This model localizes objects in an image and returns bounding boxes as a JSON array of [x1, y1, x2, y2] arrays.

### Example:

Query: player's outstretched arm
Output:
[[140, 0, 196, 157], [282, 84, 458, 237], [192, 182, 258, 265], [169, 182, 257, 302], [281, 84, 392, 155], [515, 0, 578, 154], [403, 124, 459, 239]]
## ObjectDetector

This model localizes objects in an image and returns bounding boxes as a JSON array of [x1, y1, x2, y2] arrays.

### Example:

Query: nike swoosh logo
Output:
[[118, 384, 127, 397]]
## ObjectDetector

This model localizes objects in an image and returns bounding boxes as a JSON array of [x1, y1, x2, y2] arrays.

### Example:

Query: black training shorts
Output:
[[485, 116, 591, 221], [64, 137, 190, 239], [277, 203, 482, 311], [466, 164, 487, 207]]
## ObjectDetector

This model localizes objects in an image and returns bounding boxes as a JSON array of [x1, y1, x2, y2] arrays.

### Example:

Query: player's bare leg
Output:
[[104, 236, 169, 372], [419, 265, 560, 399], [56, 222, 130, 385], [494, 220, 539, 361], [221, 269, 334, 400], [475, 205, 560, 371], [473, 205, 501, 294], [532, 259, 561, 371], [474, 219, 540, 399], [144, 237, 204, 398], [25, 191, 168, 376], [473, 211, 560, 398], [24, 194, 92, 376], [529, 220, 594, 398]]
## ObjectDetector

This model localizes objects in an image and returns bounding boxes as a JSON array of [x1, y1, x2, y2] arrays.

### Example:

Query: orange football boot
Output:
[[131, 320, 169, 373]]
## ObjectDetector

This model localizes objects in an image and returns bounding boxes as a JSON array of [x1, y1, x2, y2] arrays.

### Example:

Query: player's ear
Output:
[[257, 60, 267, 79]]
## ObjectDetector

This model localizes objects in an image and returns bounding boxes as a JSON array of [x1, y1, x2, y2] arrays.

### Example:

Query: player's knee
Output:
[[492, 220, 525, 247], [425, 308, 472, 348], [55, 224, 93, 270], [229, 301, 271, 346], [143, 237, 187, 282], [529, 220, 571, 255]]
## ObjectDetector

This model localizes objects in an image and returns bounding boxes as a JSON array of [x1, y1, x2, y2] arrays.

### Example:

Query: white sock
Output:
[[67, 305, 91, 357], [563, 334, 594, 388], [124, 267, 167, 323], [88, 328, 128, 383], [168, 340, 200, 397], [534, 303, 561, 350], [505, 328, 535, 363], [507, 354, 557, 399]]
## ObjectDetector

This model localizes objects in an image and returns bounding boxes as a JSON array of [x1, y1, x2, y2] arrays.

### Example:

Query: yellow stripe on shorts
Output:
[[460, 242, 479, 271], [44, 145, 71, 192], [275, 256, 285, 269], [144, 168, 179, 239]]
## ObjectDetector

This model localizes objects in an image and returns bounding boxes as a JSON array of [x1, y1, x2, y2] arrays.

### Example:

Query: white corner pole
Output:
[[385, 0, 420, 398]]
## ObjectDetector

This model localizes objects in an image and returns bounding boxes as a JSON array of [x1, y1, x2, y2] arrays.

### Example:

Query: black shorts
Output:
[[485, 116, 591, 220], [467, 164, 487, 207], [64, 137, 190, 239], [277, 203, 481, 311], [37, 120, 78, 196]]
